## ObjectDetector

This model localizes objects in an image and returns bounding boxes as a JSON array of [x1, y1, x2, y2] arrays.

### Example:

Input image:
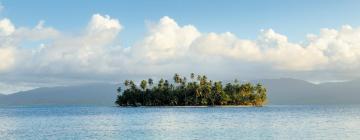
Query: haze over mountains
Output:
[[0, 78, 359, 106], [259, 78, 360, 105], [0, 83, 119, 106]]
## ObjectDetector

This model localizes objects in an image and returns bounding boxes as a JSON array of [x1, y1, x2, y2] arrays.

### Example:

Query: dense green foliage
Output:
[[115, 73, 267, 106]]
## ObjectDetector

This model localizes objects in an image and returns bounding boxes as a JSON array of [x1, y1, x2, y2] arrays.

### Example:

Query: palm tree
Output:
[[117, 87, 122, 94], [204, 82, 212, 105], [195, 84, 201, 105], [197, 75, 201, 81], [129, 80, 135, 88], [115, 73, 267, 107], [124, 80, 130, 88], [158, 79, 164, 89], [213, 81, 223, 105], [182, 76, 187, 105], [140, 80, 147, 91], [183, 77, 187, 84], [140, 80, 148, 105], [255, 83, 267, 105], [173, 73, 180, 84], [164, 80, 170, 89], [148, 78, 153, 87]]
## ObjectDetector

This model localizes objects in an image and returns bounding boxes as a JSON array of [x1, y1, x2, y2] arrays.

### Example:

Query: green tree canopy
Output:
[[115, 73, 267, 106]]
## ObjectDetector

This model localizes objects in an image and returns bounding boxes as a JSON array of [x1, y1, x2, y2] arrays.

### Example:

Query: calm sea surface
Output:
[[0, 105, 360, 140]]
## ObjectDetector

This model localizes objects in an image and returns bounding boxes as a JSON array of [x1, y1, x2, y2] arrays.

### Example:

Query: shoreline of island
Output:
[[116, 105, 264, 108], [115, 73, 267, 107]]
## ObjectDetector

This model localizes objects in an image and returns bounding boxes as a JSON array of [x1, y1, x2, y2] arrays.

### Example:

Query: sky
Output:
[[1, 0, 360, 93]]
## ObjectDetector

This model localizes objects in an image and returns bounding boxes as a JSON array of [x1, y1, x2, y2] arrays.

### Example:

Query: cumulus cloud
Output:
[[126, 17, 360, 77], [14, 20, 59, 41], [87, 14, 122, 32], [0, 18, 15, 36], [131, 16, 201, 63], [3, 15, 360, 93], [26, 14, 124, 75], [0, 47, 16, 72]]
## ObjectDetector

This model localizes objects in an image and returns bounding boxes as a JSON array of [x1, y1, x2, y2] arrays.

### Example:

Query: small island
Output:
[[115, 73, 267, 106]]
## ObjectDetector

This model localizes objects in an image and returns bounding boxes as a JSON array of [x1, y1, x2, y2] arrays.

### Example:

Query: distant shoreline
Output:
[[116, 105, 263, 108]]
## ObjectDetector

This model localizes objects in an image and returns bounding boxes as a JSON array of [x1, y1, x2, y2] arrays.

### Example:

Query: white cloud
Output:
[[259, 29, 328, 70], [0, 18, 17, 72], [0, 47, 16, 72], [3, 15, 360, 93], [26, 14, 124, 75], [308, 25, 360, 70], [0, 18, 15, 36], [14, 20, 59, 41], [131, 16, 201, 63], [87, 14, 122, 32], [190, 32, 262, 61]]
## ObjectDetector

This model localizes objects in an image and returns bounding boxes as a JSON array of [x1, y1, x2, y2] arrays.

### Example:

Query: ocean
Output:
[[0, 105, 359, 139]]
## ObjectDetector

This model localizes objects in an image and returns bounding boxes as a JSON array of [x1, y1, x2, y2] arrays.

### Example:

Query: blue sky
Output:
[[2, 0, 360, 46], [2, 0, 360, 93]]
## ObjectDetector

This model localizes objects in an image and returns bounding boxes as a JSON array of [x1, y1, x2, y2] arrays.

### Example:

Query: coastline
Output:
[[116, 105, 264, 108]]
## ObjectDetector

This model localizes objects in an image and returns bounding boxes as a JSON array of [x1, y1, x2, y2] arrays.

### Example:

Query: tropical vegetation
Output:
[[115, 73, 267, 106]]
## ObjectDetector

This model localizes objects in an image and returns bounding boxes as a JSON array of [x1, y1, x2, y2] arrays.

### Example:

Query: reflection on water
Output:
[[0, 105, 360, 139]]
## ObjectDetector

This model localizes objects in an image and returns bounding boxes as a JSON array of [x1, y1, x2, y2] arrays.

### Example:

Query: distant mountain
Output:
[[257, 78, 360, 105], [0, 83, 120, 106], [0, 79, 360, 106]]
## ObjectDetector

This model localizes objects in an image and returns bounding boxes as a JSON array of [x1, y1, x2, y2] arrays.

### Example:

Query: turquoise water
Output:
[[0, 105, 360, 140]]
